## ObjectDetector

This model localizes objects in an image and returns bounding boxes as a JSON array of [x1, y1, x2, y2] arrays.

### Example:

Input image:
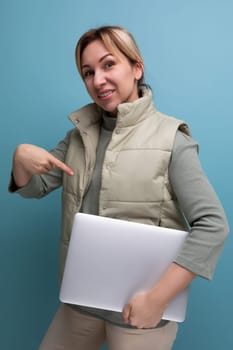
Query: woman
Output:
[[10, 26, 229, 350]]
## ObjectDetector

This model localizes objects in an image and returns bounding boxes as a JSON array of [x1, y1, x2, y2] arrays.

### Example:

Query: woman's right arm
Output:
[[10, 131, 74, 197], [12, 143, 74, 188]]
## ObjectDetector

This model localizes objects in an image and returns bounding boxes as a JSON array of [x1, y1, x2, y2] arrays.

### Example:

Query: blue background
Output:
[[1, 1, 232, 349]]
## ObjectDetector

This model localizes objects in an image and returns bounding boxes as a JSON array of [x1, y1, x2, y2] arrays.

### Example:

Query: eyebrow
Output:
[[81, 53, 113, 70]]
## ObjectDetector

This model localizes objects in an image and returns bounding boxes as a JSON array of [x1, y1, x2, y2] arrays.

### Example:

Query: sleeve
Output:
[[8, 130, 71, 199], [169, 131, 229, 280]]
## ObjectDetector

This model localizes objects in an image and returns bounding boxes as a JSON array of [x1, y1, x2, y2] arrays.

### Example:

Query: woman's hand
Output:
[[122, 290, 167, 329], [13, 144, 74, 187], [122, 263, 196, 329]]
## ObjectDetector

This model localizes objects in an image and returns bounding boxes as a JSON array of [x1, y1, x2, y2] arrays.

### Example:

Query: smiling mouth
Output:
[[98, 90, 114, 99]]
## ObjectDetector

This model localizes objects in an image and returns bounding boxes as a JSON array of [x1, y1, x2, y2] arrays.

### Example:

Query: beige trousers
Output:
[[38, 304, 178, 350]]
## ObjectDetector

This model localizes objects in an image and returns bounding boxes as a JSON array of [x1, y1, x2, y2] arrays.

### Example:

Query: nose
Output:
[[93, 69, 106, 88]]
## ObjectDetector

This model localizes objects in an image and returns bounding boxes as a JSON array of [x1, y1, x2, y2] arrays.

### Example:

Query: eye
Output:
[[83, 70, 94, 79], [104, 61, 115, 69]]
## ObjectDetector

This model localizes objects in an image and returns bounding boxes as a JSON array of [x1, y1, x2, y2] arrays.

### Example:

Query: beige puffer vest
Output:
[[59, 89, 191, 278]]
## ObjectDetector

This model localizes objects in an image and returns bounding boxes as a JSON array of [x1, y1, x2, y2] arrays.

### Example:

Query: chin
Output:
[[101, 104, 118, 116]]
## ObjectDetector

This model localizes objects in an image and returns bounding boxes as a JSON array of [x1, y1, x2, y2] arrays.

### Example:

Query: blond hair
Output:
[[75, 25, 144, 85]]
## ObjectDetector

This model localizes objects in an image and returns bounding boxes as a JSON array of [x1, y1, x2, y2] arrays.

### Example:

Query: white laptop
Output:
[[60, 213, 189, 322]]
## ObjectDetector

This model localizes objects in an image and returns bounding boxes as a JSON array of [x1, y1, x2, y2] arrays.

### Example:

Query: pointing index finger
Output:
[[52, 156, 74, 176]]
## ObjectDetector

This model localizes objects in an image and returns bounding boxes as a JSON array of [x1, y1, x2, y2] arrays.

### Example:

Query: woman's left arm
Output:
[[123, 131, 229, 329], [170, 132, 229, 279]]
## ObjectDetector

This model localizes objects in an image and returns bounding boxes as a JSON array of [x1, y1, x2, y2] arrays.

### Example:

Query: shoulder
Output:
[[171, 130, 199, 163], [174, 130, 198, 149]]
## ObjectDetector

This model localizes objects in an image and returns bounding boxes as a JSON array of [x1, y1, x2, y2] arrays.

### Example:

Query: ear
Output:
[[134, 61, 144, 81]]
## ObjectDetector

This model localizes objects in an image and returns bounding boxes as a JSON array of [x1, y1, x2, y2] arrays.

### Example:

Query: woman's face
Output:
[[81, 40, 143, 116]]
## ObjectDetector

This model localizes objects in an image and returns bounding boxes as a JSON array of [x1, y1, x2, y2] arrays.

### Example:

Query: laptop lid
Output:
[[60, 213, 189, 322]]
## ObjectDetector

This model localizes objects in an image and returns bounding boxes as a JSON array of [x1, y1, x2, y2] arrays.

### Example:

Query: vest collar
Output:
[[116, 87, 155, 128], [68, 103, 102, 132]]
